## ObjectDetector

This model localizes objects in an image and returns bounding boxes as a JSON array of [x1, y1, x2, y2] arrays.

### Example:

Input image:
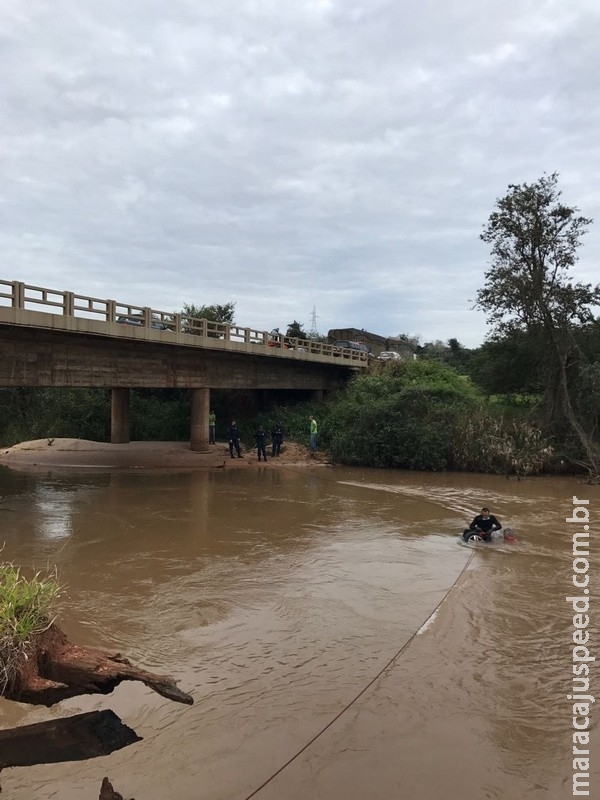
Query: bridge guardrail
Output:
[[0, 280, 367, 365]]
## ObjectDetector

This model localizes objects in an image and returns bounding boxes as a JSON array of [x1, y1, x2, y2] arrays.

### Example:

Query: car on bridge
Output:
[[116, 314, 172, 331], [332, 340, 373, 358]]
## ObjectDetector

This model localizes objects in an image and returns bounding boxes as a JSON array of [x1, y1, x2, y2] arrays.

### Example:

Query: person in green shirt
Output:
[[309, 416, 318, 455], [208, 410, 216, 444]]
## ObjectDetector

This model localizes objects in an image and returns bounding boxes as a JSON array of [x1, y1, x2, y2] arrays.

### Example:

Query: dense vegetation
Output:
[[254, 360, 555, 475]]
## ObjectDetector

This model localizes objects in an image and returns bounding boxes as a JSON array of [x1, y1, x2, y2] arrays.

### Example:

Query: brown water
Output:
[[0, 464, 599, 799]]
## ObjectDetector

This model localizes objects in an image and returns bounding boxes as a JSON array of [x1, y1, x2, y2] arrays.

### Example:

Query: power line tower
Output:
[[309, 305, 319, 335]]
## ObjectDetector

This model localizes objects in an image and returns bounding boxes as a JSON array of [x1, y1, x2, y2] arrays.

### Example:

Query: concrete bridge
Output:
[[0, 280, 366, 451]]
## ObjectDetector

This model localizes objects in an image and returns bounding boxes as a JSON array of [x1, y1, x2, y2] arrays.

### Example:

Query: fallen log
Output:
[[99, 776, 134, 800], [0, 710, 140, 769], [3, 624, 193, 707]]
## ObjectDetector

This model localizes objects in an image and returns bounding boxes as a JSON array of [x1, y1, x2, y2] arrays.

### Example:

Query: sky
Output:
[[1, 0, 599, 347]]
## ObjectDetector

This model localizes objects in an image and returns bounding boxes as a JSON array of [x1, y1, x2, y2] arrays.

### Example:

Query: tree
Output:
[[286, 320, 308, 339], [417, 339, 448, 362], [467, 331, 542, 395], [415, 338, 471, 372], [182, 302, 236, 337], [478, 173, 600, 468]]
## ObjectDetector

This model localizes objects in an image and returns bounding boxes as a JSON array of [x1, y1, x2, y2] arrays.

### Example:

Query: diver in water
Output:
[[463, 507, 502, 543]]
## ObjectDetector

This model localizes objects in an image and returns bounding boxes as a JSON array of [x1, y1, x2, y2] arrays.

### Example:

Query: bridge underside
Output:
[[0, 327, 352, 391], [0, 327, 354, 451]]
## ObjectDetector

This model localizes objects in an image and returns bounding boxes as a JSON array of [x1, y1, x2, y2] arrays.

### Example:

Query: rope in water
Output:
[[239, 546, 475, 800]]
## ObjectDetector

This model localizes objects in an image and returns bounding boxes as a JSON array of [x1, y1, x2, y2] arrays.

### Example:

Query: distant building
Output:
[[328, 328, 386, 355], [327, 328, 416, 359]]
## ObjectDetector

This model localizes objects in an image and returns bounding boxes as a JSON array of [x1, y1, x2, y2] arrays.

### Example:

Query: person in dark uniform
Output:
[[255, 425, 268, 462], [463, 507, 502, 542], [228, 420, 243, 459], [271, 421, 284, 456]]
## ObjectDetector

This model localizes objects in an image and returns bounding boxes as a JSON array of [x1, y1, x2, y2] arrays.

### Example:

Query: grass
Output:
[[0, 562, 62, 693]]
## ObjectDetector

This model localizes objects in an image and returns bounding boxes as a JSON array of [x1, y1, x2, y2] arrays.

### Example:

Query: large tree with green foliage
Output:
[[467, 331, 542, 395], [416, 337, 472, 372], [182, 301, 236, 337], [478, 173, 600, 468]]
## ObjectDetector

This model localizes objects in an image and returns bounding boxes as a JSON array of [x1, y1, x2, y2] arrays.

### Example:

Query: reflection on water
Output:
[[0, 465, 598, 799]]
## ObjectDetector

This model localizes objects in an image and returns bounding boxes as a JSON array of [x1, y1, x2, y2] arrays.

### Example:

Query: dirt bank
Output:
[[0, 438, 326, 471]]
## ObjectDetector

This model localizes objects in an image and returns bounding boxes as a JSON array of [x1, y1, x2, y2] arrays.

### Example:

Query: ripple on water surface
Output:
[[0, 467, 598, 799]]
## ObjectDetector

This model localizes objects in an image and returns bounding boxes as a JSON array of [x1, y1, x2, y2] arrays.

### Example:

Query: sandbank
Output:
[[0, 438, 324, 471]]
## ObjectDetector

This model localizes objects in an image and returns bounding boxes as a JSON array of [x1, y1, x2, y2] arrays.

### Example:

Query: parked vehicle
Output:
[[462, 528, 518, 545], [116, 314, 171, 331], [332, 340, 372, 357], [378, 351, 401, 361]]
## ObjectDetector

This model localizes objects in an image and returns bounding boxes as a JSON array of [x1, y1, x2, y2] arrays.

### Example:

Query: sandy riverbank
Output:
[[0, 438, 325, 471]]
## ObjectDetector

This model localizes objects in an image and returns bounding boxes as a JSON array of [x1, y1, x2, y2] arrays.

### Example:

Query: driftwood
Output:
[[99, 777, 134, 800], [0, 710, 140, 769], [4, 624, 193, 707]]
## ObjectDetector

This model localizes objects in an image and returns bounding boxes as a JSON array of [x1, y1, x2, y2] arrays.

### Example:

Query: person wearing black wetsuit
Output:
[[463, 507, 502, 542]]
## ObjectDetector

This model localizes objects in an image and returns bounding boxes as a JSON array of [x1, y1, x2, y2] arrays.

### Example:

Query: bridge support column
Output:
[[190, 388, 210, 452], [111, 388, 130, 444], [312, 389, 324, 402]]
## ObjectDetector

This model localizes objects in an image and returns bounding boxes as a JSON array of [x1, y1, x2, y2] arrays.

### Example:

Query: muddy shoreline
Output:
[[0, 438, 323, 471]]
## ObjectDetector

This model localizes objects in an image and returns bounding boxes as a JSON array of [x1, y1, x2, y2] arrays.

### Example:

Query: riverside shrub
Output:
[[322, 363, 481, 470], [0, 564, 61, 693]]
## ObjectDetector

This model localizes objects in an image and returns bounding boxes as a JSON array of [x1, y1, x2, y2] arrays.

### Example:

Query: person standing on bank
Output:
[[255, 425, 268, 462], [463, 507, 502, 542], [309, 416, 318, 455], [228, 420, 243, 459], [271, 421, 284, 457], [208, 410, 216, 445]]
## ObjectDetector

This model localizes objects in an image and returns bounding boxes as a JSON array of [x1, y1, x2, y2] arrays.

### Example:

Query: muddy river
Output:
[[0, 464, 598, 799]]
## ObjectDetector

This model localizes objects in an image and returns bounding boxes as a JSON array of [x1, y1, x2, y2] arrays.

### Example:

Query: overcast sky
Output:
[[2, 0, 599, 346]]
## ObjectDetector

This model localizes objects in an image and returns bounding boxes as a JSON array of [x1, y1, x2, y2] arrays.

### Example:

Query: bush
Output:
[[0, 563, 61, 693], [453, 411, 554, 475], [130, 390, 190, 441], [0, 388, 111, 446], [320, 365, 482, 470]]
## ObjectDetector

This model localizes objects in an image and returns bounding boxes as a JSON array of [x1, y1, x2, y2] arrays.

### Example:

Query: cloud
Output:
[[1, 0, 599, 346]]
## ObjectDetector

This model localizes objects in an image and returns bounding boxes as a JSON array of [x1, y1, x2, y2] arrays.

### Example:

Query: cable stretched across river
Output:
[[239, 546, 475, 800]]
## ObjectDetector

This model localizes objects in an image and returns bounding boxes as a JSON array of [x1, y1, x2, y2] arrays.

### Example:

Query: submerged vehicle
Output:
[[462, 527, 517, 544]]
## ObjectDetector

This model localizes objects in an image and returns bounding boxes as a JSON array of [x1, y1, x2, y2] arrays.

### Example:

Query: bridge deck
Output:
[[0, 280, 368, 368]]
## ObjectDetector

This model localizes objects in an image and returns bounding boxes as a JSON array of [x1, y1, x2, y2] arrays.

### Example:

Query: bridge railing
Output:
[[0, 279, 367, 364]]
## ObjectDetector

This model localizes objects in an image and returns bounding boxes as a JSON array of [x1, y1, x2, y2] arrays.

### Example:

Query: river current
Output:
[[0, 464, 598, 799]]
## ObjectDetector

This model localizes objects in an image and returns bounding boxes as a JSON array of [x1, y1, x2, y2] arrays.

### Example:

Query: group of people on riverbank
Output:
[[208, 412, 318, 461]]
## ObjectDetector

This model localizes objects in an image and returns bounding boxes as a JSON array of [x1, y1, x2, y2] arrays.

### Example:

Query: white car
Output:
[[378, 351, 401, 361]]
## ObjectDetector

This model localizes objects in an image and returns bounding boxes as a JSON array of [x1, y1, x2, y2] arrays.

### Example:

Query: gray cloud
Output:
[[1, 0, 599, 345]]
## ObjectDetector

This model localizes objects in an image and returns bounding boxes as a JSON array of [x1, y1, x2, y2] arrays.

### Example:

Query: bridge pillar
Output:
[[190, 387, 210, 452], [111, 388, 130, 444], [312, 389, 324, 402]]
